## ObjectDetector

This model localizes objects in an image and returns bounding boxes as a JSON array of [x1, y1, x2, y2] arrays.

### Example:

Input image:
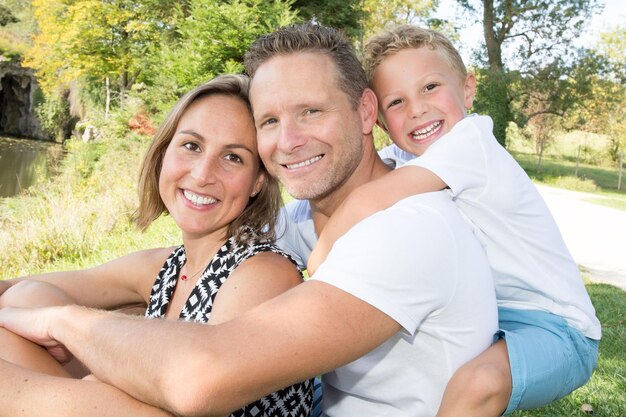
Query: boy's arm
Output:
[[307, 165, 446, 275]]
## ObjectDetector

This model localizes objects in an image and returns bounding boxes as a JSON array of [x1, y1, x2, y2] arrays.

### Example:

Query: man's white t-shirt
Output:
[[392, 114, 600, 339], [278, 192, 497, 416]]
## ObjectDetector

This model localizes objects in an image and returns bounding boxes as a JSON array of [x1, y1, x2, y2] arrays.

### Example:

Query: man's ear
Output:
[[360, 88, 378, 135], [464, 73, 477, 110]]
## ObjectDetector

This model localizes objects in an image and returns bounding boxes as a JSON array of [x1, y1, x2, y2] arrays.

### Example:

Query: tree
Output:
[[566, 26, 626, 162], [293, 0, 365, 39], [139, 0, 297, 113], [24, 0, 181, 109], [360, 0, 439, 46], [457, 0, 601, 147]]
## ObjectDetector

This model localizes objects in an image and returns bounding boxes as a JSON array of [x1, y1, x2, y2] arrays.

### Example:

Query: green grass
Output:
[[511, 284, 626, 417]]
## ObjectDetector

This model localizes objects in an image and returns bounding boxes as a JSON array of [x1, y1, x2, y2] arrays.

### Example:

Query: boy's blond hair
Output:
[[362, 25, 467, 83]]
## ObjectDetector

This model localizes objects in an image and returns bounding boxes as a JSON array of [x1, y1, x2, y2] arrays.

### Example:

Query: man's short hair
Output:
[[362, 25, 467, 83], [244, 23, 368, 109]]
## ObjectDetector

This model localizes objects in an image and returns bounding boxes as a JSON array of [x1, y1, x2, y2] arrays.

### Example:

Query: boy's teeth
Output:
[[286, 155, 322, 169], [411, 121, 441, 140], [184, 190, 217, 206]]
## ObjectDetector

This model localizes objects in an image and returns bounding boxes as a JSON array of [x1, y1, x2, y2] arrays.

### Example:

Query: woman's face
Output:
[[159, 94, 263, 240]]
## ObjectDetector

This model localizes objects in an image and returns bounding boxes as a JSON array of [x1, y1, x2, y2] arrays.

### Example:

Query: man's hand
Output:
[[0, 306, 73, 364]]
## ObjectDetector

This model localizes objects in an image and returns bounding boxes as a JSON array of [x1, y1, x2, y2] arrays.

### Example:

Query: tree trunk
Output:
[[105, 76, 111, 120]]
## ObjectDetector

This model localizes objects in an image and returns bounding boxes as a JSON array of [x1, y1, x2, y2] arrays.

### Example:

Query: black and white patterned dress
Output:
[[146, 233, 313, 417]]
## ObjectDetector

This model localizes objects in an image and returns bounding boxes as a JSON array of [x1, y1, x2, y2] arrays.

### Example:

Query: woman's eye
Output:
[[225, 153, 243, 163], [184, 142, 200, 152]]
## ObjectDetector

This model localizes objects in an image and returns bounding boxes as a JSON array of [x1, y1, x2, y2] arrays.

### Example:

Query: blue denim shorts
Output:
[[496, 307, 599, 415]]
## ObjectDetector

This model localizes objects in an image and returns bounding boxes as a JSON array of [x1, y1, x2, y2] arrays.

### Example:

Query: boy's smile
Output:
[[372, 47, 476, 156]]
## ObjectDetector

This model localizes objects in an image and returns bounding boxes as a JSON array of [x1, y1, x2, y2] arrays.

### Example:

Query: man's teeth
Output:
[[184, 190, 217, 206], [285, 155, 322, 169], [411, 121, 441, 140]]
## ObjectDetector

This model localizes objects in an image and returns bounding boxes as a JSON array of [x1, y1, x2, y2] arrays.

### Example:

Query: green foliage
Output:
[[0, 4, 18, 27], [139, 0, 297, 113], [473, 68, 510, 146], [359, 0, 438, 47], [460, 0, 602, 147], [24, 0, 181, 101], [294, 0, 365, 39], [34, 91, 76, 142]]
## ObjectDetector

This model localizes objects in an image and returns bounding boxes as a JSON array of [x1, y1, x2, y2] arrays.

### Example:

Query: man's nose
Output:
[[276, 119, 308, 153]]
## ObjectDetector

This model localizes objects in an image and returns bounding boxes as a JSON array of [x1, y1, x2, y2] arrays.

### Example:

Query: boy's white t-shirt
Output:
[[393, 114, 600, 339]]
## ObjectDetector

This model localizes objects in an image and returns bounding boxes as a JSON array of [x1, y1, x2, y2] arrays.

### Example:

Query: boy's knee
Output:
[[454, 361, 511, 405]]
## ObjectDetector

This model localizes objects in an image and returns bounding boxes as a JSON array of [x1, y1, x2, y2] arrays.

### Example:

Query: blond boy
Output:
[[308, 25, 600, 417]]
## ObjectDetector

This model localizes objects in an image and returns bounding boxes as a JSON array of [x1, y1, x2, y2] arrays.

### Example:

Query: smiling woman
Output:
[[0, 74, 313, 417]]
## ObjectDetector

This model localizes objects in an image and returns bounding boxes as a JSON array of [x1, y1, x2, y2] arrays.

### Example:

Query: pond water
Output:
[[0, 136, 65, 198]]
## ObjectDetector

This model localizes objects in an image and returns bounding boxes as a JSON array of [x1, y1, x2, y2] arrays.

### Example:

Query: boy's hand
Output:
[[307, 166, 446, 275]]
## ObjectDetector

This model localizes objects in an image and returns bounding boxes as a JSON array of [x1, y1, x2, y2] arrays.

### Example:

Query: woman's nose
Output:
[[190, 157, 218, 185]]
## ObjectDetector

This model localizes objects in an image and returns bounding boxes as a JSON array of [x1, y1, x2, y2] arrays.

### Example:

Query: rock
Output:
[[0, 59, 48, 140]]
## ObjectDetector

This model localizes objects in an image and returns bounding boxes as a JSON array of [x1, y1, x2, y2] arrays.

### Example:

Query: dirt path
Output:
[[537, 185, 626, 291]]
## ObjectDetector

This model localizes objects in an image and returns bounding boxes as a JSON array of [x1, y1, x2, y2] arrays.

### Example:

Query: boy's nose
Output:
[[408, 99, 428, 119]]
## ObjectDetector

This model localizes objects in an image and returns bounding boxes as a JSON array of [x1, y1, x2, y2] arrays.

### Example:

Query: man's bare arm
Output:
[[0, 280, 400, 417]]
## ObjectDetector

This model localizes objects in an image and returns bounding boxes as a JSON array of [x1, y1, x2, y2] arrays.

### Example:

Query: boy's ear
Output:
[[464, 73, 477, 110]]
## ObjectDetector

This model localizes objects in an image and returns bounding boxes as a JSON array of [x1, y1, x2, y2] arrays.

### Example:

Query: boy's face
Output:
[[372, 47, 476, 156]]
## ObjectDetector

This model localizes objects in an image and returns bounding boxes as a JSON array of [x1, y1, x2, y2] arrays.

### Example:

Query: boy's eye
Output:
[[184, 142, 201, 152], [225, 153, 243, 164], [387, 98, 402, 109], [424, 83, 438, 92]]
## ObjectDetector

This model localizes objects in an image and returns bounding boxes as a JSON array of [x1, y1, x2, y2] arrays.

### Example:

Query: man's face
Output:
[[249, 52, 365, 202]]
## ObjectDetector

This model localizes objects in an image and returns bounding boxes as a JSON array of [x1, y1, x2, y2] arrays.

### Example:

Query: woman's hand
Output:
[[0, 306, 73, 364], [0, 280, 13, 298]]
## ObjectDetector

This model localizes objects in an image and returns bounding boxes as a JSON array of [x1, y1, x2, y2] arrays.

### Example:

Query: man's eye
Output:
[[261, 118, 278, 127], [305, 108, 320, 115]]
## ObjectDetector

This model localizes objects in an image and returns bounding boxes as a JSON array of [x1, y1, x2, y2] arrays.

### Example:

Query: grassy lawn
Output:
[[511, 283, 626, 417]]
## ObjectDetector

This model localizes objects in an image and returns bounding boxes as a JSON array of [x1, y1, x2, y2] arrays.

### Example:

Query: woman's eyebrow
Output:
[[176, 129, 204, 140]]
